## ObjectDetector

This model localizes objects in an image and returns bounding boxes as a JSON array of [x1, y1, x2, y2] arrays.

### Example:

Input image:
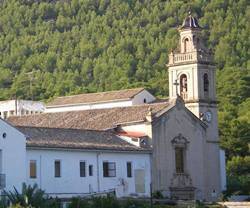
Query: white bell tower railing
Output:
[[168, 50, 213, 66]]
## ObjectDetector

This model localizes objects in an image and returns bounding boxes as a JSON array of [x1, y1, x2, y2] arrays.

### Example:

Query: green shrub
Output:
[[90, 196, 120, 208], [121, 199, 149, 208], [68, 197, 90, 208], [4, 183, 48, 208], [152, 191, 164, 199]]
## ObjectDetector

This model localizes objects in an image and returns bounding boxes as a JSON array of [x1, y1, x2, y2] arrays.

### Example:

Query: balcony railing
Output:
[[180, 92, 188, 100], [0, 174, 6, 189], [168, 51, 213, 65]]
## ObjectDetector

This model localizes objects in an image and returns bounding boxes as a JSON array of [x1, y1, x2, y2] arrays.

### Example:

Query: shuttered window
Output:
[[80, 161, 86, 177], [89, 165, 93, 176], [55, 160, 61, 177], [103, 162, 116, 177], [30, 160, 37, 179], [127, 162, 132, 178]]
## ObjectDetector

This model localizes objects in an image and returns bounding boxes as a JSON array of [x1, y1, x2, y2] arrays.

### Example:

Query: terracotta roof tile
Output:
[[8, 102, 170, 130], [17, 126, 149, 152], [47, 88, 145, 107]]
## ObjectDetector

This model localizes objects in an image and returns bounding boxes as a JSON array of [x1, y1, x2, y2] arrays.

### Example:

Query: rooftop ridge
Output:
[[51, 87, 145, 99], [47, 87, 147, 107], [17, 125, 115, 133], [10, 100, 170, 117]]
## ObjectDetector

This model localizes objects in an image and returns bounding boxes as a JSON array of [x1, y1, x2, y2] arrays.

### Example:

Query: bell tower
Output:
[[168, 12, 217, 130], [168, 12, 222, 200]]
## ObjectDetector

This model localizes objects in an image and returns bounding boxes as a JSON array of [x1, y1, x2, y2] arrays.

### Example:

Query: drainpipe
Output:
[[39, 155, 42, 189], [96, 152, 100, 192]]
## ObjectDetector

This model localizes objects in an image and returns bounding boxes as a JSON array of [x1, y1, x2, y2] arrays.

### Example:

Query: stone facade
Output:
[[151, 100, 210, 200], [152, 13, 222, 201]]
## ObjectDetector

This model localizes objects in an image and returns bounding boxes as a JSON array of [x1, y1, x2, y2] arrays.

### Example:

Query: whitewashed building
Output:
[[0, 118, 26, 192], [45, 88, 156, 113], [0, 119, 151, 198], [0, 100, 45, 119], [21, 127, 152, 198]]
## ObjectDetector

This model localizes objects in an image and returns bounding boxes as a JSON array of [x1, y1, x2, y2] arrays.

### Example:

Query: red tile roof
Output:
[[18, 126, 150, 152], [9, 102, 171, 130]]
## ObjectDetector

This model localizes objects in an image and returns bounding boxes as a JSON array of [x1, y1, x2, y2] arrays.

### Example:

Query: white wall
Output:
[[26, 149, 151, 198], [0, 100, 45, 118], [45, 90, 156, 113], [0, 119, 26, 192], [45, 100, 133, 113], [132, 90, 156, 105]]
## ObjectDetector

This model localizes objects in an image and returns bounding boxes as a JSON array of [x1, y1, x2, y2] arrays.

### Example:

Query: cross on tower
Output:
[[173, 79, 179, 96]]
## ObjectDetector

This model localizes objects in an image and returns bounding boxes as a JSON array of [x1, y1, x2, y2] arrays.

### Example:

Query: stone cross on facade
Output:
[[173, 79, 179, 96]]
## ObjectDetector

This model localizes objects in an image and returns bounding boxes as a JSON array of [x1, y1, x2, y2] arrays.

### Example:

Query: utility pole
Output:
[[25, 71, 36, 101]]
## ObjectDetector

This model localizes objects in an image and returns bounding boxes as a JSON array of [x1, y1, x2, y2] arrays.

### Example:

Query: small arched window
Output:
[[204, 73, 209, 98], [184, 38, 189, 52], [180, 74, 188, 99]]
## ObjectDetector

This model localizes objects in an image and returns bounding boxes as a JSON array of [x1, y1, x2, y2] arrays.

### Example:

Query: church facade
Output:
[[2, 14, 226, 201]]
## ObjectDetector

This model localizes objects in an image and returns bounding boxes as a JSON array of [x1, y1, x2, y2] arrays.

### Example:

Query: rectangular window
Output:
[[30, 160, 37, 179], [127, 162, 132, 178], [55, 160, 61, 177], [80, 161, 86, 177], [103, 162, 116, 177], [175, 147, 184, 173], [89, 165, 93, 176]]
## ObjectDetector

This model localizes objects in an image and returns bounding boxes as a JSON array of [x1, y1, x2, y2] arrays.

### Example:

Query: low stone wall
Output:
[[219, 202, 250, 208]]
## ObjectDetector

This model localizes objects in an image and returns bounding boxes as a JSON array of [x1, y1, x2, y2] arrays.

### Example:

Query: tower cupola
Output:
[[180, 12, 201, 29], [177, 12, 204, 53]]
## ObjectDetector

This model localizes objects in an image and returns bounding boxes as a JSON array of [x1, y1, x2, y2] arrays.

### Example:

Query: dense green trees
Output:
[[0, 0, 249, 194]]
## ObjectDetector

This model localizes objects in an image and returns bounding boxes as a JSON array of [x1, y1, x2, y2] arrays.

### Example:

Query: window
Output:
[[55, 160, 61, 177], [180, 74, 188, 99], [127, 162, 132, 178], [30, 160, 37, 179], [204, 73, 209, 94], [143, 98, 147, 103], [184, 38, 189, 52], [89, 165, 93, 176], [175, 147, 184, 173], [80, 161, 86, 177], [103, 162, 116, 177]]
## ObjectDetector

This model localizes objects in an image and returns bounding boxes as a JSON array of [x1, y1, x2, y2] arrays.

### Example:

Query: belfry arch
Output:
[[180, 74, 188, 99], [203, 73, 209, 97]]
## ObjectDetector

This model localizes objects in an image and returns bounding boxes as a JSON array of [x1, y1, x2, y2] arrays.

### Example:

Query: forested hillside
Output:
[[0, 0, 249, 194]]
